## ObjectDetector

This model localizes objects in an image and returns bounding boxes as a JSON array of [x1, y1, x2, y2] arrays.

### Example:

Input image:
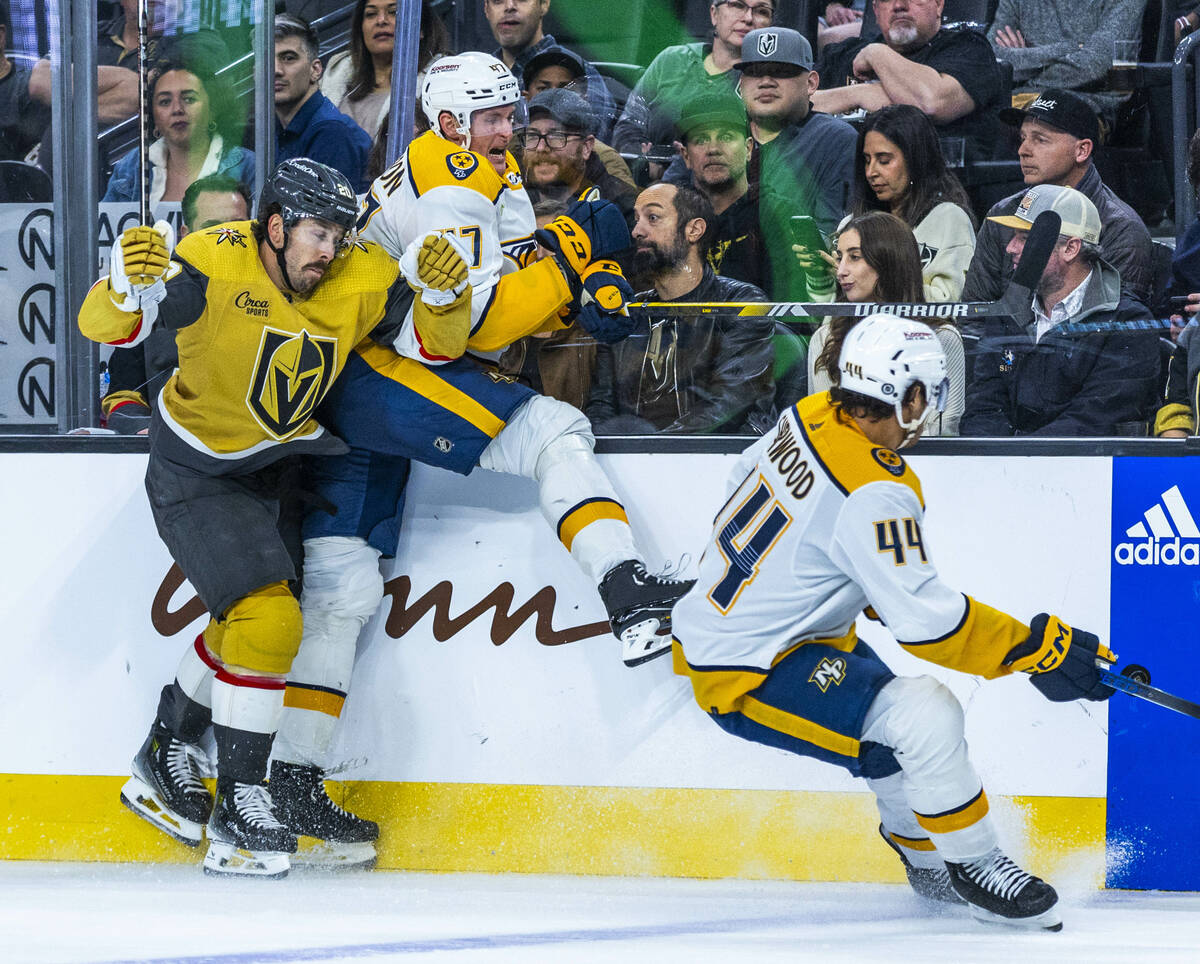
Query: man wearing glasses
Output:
[[612, 0, 774, 158], [521, 88, 637, 217]]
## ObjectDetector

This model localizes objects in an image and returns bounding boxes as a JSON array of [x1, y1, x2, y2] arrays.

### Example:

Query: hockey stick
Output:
[[628, 211, 1064, 324], [1097, 662, 1200, 720], [137, 0, 152, 225]]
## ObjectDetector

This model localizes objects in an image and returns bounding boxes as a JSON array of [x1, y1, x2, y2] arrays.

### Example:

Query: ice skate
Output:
[[119, 722, 212, 846], [269, 761, 378, 871], [945, 847, 1061, 931], [598, 560, 695, 667], [878, 825, 963, 905], [203, 782, 297, 879]]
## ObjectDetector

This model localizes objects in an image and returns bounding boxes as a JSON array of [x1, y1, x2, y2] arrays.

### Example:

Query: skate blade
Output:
[[202, 840, 290, 879], [967, 902, 1062, 931], [291, 838, 377, 872], [120, 777, 204, 847], [620, 619, 673, 667]]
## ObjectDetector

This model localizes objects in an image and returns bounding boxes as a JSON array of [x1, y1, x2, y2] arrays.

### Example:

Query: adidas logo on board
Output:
[[1113, 485, 1200, 566]]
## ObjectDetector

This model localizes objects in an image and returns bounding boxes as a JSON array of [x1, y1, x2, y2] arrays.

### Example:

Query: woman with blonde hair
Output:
[[808, 211, 965, 436]]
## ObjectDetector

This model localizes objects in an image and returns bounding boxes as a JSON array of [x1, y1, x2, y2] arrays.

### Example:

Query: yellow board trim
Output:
[[915, 789, 991, 835], [558, 500, 629, 552], [0, 774, 1104, 886], [283, 685, 346, 717], [741, 695, 861, 759], [356, 344, 506, 437]]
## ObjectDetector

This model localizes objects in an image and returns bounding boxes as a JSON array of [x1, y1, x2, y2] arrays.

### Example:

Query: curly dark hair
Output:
[[346, 0, 453, 103], [149, 56, 245, 148]]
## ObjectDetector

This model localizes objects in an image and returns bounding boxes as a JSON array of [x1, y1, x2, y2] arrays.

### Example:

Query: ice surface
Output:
[[3, 862, 1198, 963]]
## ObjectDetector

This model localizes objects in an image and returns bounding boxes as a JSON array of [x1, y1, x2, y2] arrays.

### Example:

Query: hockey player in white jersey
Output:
[[671, 313, 1115, 930]]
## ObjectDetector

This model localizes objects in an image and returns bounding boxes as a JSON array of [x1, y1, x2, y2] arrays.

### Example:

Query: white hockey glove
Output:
[[399, 231, 471, 308], [109, 220, 175, 317]]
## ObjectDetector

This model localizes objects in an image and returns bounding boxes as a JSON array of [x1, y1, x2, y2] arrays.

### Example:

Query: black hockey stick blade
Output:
[[1097, 665, 1200, 719], [995, 210, 1061, 318]]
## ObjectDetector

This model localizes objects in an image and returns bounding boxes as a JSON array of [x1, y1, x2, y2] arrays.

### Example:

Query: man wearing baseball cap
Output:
[[736, 26, 856, 299], [519, 88, 637, 216], [961, 184, 1160, 437], [963, 89, 1153, 306]]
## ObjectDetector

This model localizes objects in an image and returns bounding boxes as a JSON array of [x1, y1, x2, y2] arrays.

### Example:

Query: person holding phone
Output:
[[806, 210, 965, 436]]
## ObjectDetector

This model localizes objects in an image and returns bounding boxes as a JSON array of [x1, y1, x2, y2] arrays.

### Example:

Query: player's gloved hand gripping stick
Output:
[[109, 221, 176, 331]]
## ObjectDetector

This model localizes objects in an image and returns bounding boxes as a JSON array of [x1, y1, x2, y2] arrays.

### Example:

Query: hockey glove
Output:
[[535, 199, 632, 276], [1003, 613, 1116, 702], [400, 232, 471, 307], [109, 221, 174, 314], [575, 294, 636, 343]]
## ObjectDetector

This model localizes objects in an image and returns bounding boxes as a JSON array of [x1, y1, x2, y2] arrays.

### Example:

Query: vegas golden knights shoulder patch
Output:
[[247, 327, 337, 438]]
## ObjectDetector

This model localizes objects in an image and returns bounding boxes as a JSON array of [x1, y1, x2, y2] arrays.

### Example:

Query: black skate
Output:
[[946, 847, 1061, 930], [269, 760, 379, 871], [119, 722, 212, 846], [203, 782, 297, 879], [878, 824, 962, 905], [598, 560, 695, 667]]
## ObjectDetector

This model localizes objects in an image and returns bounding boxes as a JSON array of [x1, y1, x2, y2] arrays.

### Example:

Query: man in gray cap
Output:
[[519, 88, 637, 216], [962, 184, 1160, 437], [963, 89, 1153, 306], [737, 26, 856, 299]]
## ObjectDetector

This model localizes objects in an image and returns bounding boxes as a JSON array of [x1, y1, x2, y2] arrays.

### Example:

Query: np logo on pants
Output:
[[808, 656, 847, 692]]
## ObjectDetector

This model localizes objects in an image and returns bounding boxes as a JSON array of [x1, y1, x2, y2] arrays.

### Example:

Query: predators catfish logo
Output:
[[247, 327, 337, 438]]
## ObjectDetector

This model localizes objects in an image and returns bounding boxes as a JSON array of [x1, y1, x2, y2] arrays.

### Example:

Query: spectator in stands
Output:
[[274, 14, 372, 193], [988, 0, 1146, 129], [819, 2, 866, 51], [322, 0, 452, 142], [843, 104, 976, 301], [808, 210, 965, 434], [586, 182, 776, 435], [484, 0, 616, 141], [962, 185, 1160, 437], [962, 90, 1154, 307], [519, 89, 637, 216], [811, 0, 1003, 163], [1164, 130, 1200, 338], [102, 59, 253, 204], [0, 1, 50, 162], [101, 175, 251, 434], [612, 0, 772, 157], [499, 199, 599, 409], [737, 27, 856, 301], [675, 94, 770, 293], [518, 45, 637, 190]]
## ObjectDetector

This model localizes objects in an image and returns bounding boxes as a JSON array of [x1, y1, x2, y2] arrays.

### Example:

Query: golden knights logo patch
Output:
[[447, 151, 478, 180], [808, 656, 847, 692], [246, 327, 337, 439]]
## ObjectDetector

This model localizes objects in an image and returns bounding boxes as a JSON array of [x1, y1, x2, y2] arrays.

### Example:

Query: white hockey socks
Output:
[[861, 675, 998, 862], [211, 666, 286, 787]]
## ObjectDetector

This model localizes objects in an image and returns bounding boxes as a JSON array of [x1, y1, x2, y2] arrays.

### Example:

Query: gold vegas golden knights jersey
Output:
[[78, 221, 405, 474], [671, 393, 1033, 717], [358, 130, 572, 361]]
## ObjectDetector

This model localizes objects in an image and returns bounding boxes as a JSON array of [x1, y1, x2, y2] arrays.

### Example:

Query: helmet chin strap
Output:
[[266, 224, 300, 294], [895, 393, 936, 448]]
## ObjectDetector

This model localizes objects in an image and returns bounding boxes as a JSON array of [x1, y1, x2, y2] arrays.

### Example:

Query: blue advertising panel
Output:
[[1108, 457, 1200, 889]]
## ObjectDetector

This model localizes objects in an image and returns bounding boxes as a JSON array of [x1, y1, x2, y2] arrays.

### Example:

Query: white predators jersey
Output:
[[357, 130, 540, 362], [672, 393, 1029, 714]]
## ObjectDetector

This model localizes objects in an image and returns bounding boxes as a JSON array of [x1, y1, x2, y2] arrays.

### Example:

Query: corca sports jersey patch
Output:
[[247, 327, 337, 439], [872, 447, 905, 477], [447, 151, 479, 180]]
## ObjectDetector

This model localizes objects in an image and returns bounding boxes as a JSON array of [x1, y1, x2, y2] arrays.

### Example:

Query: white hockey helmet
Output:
[[838, 313, 949, 441], [421, 52, 521, 144]]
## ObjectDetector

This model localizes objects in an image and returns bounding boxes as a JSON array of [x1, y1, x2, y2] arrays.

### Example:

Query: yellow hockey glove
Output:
[[109, 220, 174, 314], [400, 231, 471, 307]]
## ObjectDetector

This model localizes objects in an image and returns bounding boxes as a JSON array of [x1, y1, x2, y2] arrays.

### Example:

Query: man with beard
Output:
[[676, 94, 769, 293], [961, 185, 1160, 437], [586, 182, 777, 436], [812, 0, 1003, 162], [484, 0, 616, 140], [520, 88, 637, 217], [737, 27, 856, 300]]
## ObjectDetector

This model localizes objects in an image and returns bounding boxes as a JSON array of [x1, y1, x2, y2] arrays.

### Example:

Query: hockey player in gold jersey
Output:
[[80, 158, 473, 879], [671, 314, 1116, 930]]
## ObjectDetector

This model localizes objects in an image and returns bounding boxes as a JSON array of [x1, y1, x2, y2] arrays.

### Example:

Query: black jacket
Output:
[[962, 259, 1161, 436], [586, 267, 776, 435]]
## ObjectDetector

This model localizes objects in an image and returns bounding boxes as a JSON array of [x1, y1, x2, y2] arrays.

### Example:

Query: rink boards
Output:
[[1, 447, 1195, 889]]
